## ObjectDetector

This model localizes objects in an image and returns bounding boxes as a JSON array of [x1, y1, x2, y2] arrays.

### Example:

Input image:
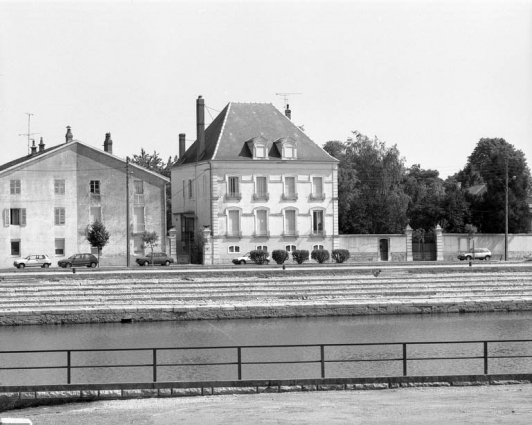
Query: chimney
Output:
[[196, 96, 205, 161], [103, 132, 113, 154], [30, 139, 37, 155], [179, 133, 186, 159], [285, 104, 292, 120], [65, 126, 73, 143], [38, 137, 45, 152]]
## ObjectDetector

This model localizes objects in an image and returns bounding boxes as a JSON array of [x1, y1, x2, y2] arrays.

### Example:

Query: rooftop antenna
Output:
[[18, 113, 40, 155], [275, 92, 301, 110]]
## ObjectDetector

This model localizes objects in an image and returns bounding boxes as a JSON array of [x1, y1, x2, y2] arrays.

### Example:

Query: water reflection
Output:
[[0, 312, 531, 385]]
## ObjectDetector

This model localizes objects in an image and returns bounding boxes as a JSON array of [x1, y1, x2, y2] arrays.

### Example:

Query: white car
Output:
[[232, 252, 270, 265], [13, 254, 52, 269]]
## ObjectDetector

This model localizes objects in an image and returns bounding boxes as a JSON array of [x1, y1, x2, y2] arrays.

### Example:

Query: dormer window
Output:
[[275, 137, 297, 160], [246, 135, 271, 160]]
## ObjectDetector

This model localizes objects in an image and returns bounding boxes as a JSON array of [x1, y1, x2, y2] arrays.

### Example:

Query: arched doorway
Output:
[[379, 238, 389, 261]]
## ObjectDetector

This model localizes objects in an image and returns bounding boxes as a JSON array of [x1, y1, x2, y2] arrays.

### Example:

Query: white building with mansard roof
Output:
[[171, 96, 338, 264], [0, 128, 169, 268]]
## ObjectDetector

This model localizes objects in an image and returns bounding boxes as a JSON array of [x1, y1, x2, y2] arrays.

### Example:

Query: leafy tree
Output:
[[250, 250, 269, 265], [87, 220, 110, 268], [272, 249, 289, 265], [464, 224, 478, 251], [439, 178, 472, 233], [324, 132, 409, 234], [292, 250, 309, 264], [130, 149, 177, 230], [331, 249, 350, 263], [142, 231, 159, 265], [455, 138, 531, 233], [311, 249, 330, 263]]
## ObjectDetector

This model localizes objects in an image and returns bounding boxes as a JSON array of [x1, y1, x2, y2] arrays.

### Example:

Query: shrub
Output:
[[311, 249, 330, 264], [249, 250, 269, 265], [272, 249, 289, 265], [332, 249, 350, 264], [291, 249, 309, 265]]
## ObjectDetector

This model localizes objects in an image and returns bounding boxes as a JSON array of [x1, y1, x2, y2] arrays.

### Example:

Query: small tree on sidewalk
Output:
[[142, 231, 159, 265], [465, 224, 478, 251], [87, 220, 110, 268]]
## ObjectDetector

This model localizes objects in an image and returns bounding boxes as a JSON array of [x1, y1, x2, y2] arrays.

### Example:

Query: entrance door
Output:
[[379, 239, 389, 261]]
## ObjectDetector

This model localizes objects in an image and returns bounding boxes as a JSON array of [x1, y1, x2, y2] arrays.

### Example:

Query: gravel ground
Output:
[[7, 384, 532, 425]]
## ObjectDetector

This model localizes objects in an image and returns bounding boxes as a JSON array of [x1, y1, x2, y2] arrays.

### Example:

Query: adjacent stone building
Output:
[[0, 128, 169, 268], [171, 97, 339, 264]]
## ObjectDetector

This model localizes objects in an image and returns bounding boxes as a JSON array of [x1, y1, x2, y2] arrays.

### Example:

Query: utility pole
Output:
[[126, 157, 131, 267], [18, 113, 40, 154]]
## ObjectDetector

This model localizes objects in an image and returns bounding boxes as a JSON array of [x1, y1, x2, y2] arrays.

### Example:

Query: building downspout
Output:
[[209, 161, 214, 265], [331, 163, 336, 250]]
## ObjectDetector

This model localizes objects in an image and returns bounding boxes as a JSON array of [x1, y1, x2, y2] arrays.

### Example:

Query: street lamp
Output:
[[504, 171, 516, 261]]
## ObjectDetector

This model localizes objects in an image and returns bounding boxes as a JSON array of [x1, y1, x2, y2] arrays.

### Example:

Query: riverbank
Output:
[[0, 264, 531, 325]]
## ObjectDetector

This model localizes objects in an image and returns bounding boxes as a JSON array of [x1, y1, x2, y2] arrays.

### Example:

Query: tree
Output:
[[324, 132, 409, 234], [464, 224, 478, 251], [130, 149, 177, 230], [142, 231, 159, 265], [455, 138, 531, 233], [87, 220, 110, 268]]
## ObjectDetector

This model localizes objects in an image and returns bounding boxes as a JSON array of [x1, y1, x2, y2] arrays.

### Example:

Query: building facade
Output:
[[0, 129, 169, 268], [171, 97, 338, 264]]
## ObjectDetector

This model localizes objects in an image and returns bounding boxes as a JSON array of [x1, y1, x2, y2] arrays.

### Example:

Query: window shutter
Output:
[[3, 209, 9, 227], [21, 208, 27, 226]]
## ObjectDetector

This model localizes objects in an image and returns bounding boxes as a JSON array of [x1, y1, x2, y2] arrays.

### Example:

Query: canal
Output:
[[1, 312, 531, 385]]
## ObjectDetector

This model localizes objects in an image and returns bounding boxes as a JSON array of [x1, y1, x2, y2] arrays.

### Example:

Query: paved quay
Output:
[[8, 384, 532, 424]]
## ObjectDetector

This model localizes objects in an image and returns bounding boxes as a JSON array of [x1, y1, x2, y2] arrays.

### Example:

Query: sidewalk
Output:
[[8, 384, 532, 424]]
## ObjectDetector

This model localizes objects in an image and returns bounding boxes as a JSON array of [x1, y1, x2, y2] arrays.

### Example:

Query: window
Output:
[[256, 245, 268, 251], [275, 137, 297, 160], [254, 176, 268, 200], [255, 145, 266, 158], [182, 216, 195, 242], [134, 180, 144, 204], [313, 245, 324, 250], [285, 245, 297, 252], [10, 240, 21, 256], [283, 177, 297, 200], [182, 180, 186, 199], [10, 180, 21, 195], [311, 177, 324, 200], [188, 179, 193, 198], [284, 209, 297, 236], [54, 207, 66, 225], [228, 245, 240, 253], [90, 207, 101, 223], [255, 209, 268, 236], [284, 145, 294, 158], [90, 180, 100, 194], [4, 208, 26, 226], [312, 210, 324, 235], [54, 179, 65, 195], [228, 177, 239, 196], [134, 207, 145, 233], [55, 239, 65, 255], [227, 210, 240, 237]]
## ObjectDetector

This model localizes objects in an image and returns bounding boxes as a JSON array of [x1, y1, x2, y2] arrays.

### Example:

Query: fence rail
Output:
[[0, 339, 530, 385]]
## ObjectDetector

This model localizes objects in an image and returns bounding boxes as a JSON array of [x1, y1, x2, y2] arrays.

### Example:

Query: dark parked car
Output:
[[457, 248, 492, 261], [136, 252, 174, 266], [58, 253, 99, 268]]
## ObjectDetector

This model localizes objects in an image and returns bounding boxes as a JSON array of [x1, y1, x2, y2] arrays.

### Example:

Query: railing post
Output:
[[67, 350, 71, 384], [484, 341, 488, 375], [153, 349, 157, 382], [237, 347, 242, 380], [321, 345, 325, 378], [402, 344, 407, 376]]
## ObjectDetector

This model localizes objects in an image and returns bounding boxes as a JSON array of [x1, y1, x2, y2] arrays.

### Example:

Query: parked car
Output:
[[13, 254, 52, 269], [136, 252, 174, 266], [457, 248, 492, 261], [58, 253, 98, 268], [232, 252, 270, 265]]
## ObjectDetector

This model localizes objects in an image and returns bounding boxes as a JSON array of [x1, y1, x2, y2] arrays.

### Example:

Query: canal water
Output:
[[1, 312, 531, 385]]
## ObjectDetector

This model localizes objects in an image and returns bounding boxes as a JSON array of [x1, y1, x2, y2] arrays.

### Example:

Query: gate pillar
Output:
[[405, 225, 413, 261], [435, 224, 444, 261]]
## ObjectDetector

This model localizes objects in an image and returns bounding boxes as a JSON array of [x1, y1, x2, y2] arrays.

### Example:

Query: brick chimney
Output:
[[196, 96, 205, 161], [179, 133, 186, 159], [65, 126, 73, 143], [38, 137, 45, 152], [103, 132, 113, 154], [30, 139, 37, 155], [285, 104, 291, 120]]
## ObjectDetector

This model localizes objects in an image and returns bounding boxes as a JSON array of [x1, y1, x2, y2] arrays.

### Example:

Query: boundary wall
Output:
[[1, 374, 531, 412]]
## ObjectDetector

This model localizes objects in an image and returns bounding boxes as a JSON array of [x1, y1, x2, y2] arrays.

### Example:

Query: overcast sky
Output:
[[1, 0, 531, 179]]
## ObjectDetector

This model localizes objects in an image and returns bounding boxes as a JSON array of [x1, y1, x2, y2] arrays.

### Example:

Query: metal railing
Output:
[[0, 339, 530, 385]]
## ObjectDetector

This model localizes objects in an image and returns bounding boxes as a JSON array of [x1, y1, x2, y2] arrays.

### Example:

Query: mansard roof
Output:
[[175, 102, 337, 166]]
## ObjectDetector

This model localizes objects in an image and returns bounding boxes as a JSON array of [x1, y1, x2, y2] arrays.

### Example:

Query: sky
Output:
[[1, 0, 531, 179]]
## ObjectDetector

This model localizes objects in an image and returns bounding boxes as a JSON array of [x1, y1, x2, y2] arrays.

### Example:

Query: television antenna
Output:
[[275, 92, 301, 109], [18, 113, 40, 155]]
